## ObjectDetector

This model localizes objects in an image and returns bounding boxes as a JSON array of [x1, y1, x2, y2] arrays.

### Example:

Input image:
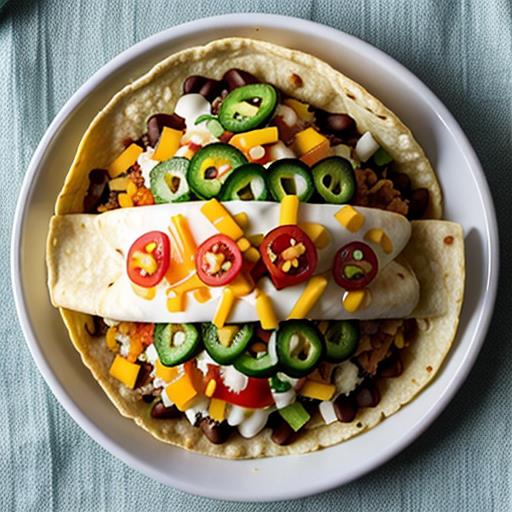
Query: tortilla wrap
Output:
[[58, 220, 463, 458], [55, 38, 441, 218], [47, 202, 420, 322], [47, 38, 463, 458]]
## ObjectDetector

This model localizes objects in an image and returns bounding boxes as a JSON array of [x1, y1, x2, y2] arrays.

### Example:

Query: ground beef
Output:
[[128, 163, 145, 188], [353, 168, 409, 215], [97, 191, 119, 212]]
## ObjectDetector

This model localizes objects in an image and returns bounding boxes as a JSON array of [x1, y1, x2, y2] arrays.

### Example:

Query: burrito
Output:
[[46, 38, 464, 458]]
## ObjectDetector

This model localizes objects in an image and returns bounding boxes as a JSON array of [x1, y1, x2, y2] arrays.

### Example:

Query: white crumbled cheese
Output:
[[161, 387, 174, 408], [319, 400, 338, 425], [355, 131, 380, 162], [220, 366, 249, 393], [137, 146, 159, 185], [141, 344, 159, 365], [103, 318, 120, 327], [195, 351, 217, 376], [237, 408, 272, 439], [226, 405, 248, 427], [271, 388, 296, 409], [116, 333, 131, 358], [184, 397, 209, 425], [333, 361, 363, 398]]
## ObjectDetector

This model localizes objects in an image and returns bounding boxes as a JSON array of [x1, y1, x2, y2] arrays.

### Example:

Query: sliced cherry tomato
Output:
[[210, 366, 274, 408], [196, 234, 243, 286], [127, 231, 170, 288], [333, 241, 378, 290], [259, 225, 317, 290]]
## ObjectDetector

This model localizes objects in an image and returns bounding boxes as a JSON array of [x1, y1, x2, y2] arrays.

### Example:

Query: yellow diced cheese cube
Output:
[[243, 246, 261, 263], [288, 276, 328, 319], [152, 126, 183, 161], [213, 288, 235, 328], [230, 127, 278, 150], [236, 237, 251, 252], [201, 199, 244, 240], [300, 380, 336, 401], [228, 272, 255, 297], [205, 379, 217, 398], [165, 373, 198, 411], [342, 289, 367, 313], [248, 233, 264, 246], [155, 359, 179, 382], [335, 205, 365, 232], [293, 127, 327, 156], [300, 222, 331, 249], [255, 291, 279, 330], [233, 212, 249, 230], [365, 228, 393, 254], [208, 398, 227, 422], [118, 193, 134, 208], [108, 143, 143, 178], [279, 194, 300, 225], [217, 325, 239, 347], [109, 355, 140, 389]]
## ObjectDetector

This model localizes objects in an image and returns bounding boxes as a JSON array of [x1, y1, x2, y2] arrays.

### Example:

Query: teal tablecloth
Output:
[[2, 0, 510, 509]]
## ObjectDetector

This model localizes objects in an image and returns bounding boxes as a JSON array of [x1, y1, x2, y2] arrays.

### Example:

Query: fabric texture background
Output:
[[1, 0, 510, 510]]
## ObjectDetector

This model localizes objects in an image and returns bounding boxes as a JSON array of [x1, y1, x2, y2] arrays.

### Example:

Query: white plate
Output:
[[11, 14, 498, 501]]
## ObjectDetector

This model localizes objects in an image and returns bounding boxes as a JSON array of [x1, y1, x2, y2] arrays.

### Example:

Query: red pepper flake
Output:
[[426, 365, 433, 373], [397, 272, 405, 279], [444, 235, 454, 245]]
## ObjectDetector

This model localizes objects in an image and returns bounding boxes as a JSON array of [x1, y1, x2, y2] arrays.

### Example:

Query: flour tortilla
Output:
[[55, 37, 441, 217], [50, 39, 462, 458], [56, 221, 463, 459]]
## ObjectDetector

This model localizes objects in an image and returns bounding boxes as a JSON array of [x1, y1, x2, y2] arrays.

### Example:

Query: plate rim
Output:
[[10, 13, 499, 501]]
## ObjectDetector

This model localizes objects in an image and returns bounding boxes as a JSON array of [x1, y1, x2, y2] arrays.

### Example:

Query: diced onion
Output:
[[319, 400, 338, 424], [355, 131, 380, 162]]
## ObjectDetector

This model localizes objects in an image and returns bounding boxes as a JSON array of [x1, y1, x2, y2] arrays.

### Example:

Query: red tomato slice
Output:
[[209, 366, 274, 408], [332, 241, 378, 290], [196, 234, 243, 286], [259, 225, 317, 290], [127, 231, 170, 288]]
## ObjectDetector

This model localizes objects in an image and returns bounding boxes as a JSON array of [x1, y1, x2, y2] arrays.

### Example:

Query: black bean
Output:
[[150, 402, 180, 420], [334, 395, 358, 423], [84, 316, 108, 337], [200, 418, 232, 444], [407, 188, 429, 219], [390, 172, 412, 196], [198, 79, 226, 102], [378, 352, 403, 378], [147, 113, 186, 147], [316, 110, 356, 137], [135, 362, 153, 389], [355, 382, 381, 408], [183, 75, 207, 95], [222, 68, 259, 91], [271, 418, 297, 446], [83, 169, 110, 213]]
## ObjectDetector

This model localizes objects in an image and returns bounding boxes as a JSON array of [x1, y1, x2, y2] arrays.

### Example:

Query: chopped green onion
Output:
[[194, 114, 218, 125], [373, 147, 393, 166], [278, 402, 311, 431]]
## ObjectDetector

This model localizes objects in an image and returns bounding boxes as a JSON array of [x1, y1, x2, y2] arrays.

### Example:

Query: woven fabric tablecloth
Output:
[[1, 1, 510, 510]]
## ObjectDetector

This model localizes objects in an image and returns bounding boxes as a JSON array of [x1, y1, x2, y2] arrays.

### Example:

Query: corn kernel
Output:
[[233, 212, 249, 230], [205, 379, 217, 398], [243, 246, 261, 263], [236, 237, 251, 252]]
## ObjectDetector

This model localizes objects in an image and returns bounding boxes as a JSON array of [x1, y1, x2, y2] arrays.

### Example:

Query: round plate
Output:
[[11, 14, 498, 501]]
